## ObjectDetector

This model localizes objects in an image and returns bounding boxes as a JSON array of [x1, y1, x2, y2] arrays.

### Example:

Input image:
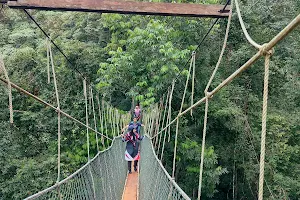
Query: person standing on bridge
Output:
[[133, 105, 142, 121], [122, 117, 144, 134], [122, 126, 144, 174]]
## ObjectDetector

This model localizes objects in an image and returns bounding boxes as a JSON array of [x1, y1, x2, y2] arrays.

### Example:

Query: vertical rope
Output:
[[154, 100, 163, 149], [167, 80, 175, 142], [172, 52, 194, 179], [149, 108, 155, 137], [191, 52, 196, 116], [90, 87, 99, 151], [197, 96, 209, 200], [96, 95, 106, 148], [83, 79, 90, 160], [0, 56, 13, 124], [116, 110, 120, 136], [83, 79, 96, 200], [107, 103, 111, 137], [46, 38, 51, 84], [258, 50, 272, 200], [198, 8, 232, 199], [157, 94, 168, 155], [103, 100, 109, 146], [48, 41, 61, 182], [47, 39, 62, 199], [160, 89, 171, 161], [112, 108, 116, 138]]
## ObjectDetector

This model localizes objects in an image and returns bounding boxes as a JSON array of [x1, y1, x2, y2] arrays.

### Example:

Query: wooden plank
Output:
[[7, 0, 230, 18], [122, 171, 138, 200]]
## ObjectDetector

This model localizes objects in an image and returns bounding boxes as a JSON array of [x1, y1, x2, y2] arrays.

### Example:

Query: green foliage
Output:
[[178, 138, 228, 198], [98, 17, 191, 106], [0, 0, 300, 199]]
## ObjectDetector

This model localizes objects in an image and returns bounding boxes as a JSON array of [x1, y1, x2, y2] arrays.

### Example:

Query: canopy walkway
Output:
[[0, 0, 300, 199], [21, 135, 189, 200]]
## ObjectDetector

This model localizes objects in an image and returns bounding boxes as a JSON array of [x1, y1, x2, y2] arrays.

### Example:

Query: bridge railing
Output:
[[139, 136, 191, 200], [24, 136, 127, 200]]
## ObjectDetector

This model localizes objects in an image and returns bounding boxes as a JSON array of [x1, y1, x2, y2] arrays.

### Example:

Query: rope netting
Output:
[[24, 137, 127, 200], [139, 136, 190, 200]]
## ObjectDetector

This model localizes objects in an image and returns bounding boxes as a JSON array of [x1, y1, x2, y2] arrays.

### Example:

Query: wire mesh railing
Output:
[[139, 136, 191, 200], [24, 136, 127, 200]]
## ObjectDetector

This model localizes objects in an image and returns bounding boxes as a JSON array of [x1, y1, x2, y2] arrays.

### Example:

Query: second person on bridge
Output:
[[122, 117, 144, 134]]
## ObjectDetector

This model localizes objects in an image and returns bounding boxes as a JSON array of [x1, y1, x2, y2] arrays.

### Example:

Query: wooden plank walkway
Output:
[[122, 170, 139, 200]]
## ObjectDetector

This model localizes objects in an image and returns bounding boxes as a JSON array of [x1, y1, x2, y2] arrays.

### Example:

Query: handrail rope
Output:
[[258, 49, 273, 200], [198, 5, 233, 200], [90, 87, 100, 151], [0, 56, 13, 124], [234, 0, 261, 49], [24, 136, 122, 200], [152, 13, 300, 140], [172, 51, 195, 179], [83, 79, 97, 200], [0, 77, 113, 140]]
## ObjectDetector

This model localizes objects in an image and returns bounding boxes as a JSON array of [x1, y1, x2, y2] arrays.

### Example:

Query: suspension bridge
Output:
[[0, 0, 299, 199]]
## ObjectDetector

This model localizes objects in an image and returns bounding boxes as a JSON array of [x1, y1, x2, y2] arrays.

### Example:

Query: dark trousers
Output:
[[128, 160, 138, 172]]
